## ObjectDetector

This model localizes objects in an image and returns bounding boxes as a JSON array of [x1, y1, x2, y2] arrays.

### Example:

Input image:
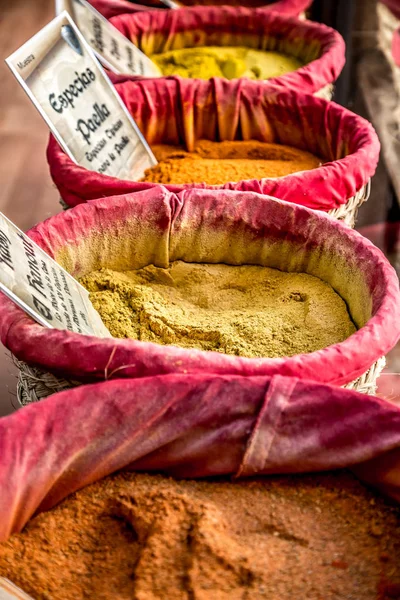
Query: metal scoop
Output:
[[0, 578, 34, 600]]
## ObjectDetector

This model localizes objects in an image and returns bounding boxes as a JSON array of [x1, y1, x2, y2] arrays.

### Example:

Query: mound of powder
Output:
[[150, 46, 304, 80], [1, 471, 400, 600], [80, 261, 355, 358], [144, 140, 322, 185]]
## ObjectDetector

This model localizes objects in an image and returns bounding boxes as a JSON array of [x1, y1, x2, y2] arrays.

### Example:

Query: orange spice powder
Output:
[[143, 140, 322, 185], [1, 471, 400, 600]]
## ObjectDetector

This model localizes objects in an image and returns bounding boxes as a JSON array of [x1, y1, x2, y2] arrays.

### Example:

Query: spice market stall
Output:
[[0, 1, 400, 598]]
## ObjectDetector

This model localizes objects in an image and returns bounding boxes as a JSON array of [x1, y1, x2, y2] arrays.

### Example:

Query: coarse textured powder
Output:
[[80, 261, 355, 358], [1, 470, 400, 600], [144, 140, 322, 185], [150, 46, 303, 80]]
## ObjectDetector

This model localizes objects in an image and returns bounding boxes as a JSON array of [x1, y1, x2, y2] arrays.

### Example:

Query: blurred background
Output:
[[0, 0, 399, 414]]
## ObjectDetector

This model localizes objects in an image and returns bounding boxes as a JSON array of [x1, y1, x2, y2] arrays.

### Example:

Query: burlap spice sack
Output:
[[91, 0, 312, 20], [110, 6, 344, 97], [2, 373, 400, 599], [47, 80, 379, 227], [0, 188, 398, 405]]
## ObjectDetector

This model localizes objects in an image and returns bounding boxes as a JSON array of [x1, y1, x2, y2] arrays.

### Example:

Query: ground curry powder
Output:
[[80, 261, 355, 358], [150, 46, 303, 80], [1, 470, 400, 600], [143, 140, 322, 185]]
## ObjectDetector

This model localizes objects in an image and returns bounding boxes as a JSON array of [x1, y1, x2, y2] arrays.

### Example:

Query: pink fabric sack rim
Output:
[[1, 372, 400, 541], [110, 5, 345, 95], [91, 0, 161, 19], [0, 187, 398, 388], [47, 80, 380, 211], [91, 0, 313, 20]]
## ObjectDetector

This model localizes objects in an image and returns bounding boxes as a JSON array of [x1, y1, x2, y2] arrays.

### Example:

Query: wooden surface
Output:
[[0, 0, 59, 415], [0, 0, 398, 416]]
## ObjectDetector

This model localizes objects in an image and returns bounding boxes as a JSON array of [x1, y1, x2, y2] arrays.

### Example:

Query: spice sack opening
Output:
[[47, 79, 380, 226], [110, 5, 344, 93], [1, 372, 400, 547], [0, 187, 398, 391]]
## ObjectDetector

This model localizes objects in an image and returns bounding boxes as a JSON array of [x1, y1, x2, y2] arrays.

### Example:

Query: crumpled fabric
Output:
[[47, 78, 379, 211], [174, 0, 311, 7], [91, 0, 312, 20], [0, 188, 398, 389], [90, 0, 161, 19], [110, 5, 345, 96], [393, 27, 400, 65], [1, 373, 400, 542]]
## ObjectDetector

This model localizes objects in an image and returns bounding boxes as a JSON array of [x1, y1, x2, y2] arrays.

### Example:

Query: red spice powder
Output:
[[1, 470, 400, 600]]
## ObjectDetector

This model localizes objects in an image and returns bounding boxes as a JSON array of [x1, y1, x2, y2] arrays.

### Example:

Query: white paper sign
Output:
[[0, 212, 111, 338], [0, 579, 34, 600], [6, 12, 157, 181], [55, 0, 161, 77]]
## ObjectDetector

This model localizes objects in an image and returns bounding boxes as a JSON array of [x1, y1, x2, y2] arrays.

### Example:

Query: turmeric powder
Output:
[[150, 46, 303, 80], [144, 140, 321, 185], [81, 261, 355, 359]]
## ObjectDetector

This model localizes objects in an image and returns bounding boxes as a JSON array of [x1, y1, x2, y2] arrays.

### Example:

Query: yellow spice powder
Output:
[[81, 261, 355, 359], [144, 140, 322, 185], [150, 46, 304, 80]]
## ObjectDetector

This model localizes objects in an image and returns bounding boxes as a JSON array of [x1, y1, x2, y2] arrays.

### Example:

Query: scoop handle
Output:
[[0, 578, 34, 600]]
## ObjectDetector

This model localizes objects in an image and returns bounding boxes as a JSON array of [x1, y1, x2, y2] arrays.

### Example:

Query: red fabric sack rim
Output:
[[0, 190, 399, 388], [91, 0, 313, 19], [46, 82, 380, 211], [110, 5, 346, 95]]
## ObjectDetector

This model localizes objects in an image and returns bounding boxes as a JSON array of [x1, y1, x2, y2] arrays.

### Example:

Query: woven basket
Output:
[[327, 181, 371, 228], [314, 83, 334, 101], [2, 188, 398, 407]]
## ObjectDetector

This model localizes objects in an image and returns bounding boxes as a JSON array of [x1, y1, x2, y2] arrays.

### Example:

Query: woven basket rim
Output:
[[15, 355, 387, 406]]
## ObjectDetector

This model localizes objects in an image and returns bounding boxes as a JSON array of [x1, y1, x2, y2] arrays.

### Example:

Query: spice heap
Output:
[[81, 261, 355, 358], [1, 470, 400, 600], [144, 140, 322, 185], [150, 46, 303, 80]]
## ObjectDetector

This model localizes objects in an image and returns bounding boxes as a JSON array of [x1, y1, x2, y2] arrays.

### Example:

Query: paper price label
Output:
[[55, 0, 161, 77], [6, 12, 157, 181], [0, 212, 110, 338]]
